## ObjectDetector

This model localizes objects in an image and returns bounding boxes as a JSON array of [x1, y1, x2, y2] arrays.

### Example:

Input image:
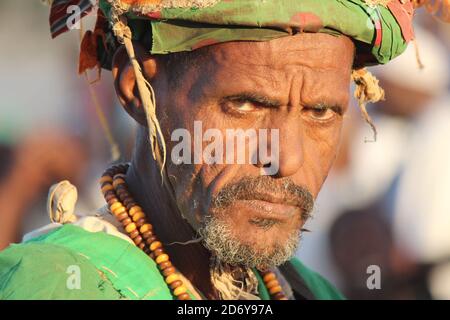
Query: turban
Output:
[[48, 0, 439, 72]]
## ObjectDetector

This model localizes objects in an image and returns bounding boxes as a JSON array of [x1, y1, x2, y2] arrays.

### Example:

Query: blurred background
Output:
[[0, 1, 449, 300]]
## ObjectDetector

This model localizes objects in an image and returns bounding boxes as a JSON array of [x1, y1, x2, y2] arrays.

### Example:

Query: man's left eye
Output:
[[303, 107, 337, 121]]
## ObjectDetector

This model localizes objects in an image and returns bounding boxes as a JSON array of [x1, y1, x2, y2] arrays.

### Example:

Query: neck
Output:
[[126, 142, 218, 299]]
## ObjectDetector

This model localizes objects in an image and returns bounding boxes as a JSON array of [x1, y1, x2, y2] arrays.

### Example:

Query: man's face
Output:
[[151, 33, 354, 268]]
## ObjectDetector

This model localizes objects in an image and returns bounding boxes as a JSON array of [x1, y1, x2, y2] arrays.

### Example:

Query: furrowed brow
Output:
[[223, 92, 282, 108]]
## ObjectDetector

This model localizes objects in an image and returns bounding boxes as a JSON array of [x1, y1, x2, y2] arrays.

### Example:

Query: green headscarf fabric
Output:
[[98, 0, 414, 65]]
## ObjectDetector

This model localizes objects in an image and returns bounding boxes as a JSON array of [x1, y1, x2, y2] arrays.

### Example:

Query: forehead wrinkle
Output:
[[212, 43, 329, 71], [212, 46, 298, 100], [276, 48, 352, 72], [300, 68, 350, 108], [197, 44, 277, 82], [185, 35, 353, 106], [194, 54, 286, 100], [203, 33, 353, 72], [267, 34, 354, 67], [210, 42, 350, 87], [230, 64, 282, 92]]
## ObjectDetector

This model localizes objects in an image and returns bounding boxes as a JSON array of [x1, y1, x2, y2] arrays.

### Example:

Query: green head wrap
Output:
[[93, 0, 415, 67]]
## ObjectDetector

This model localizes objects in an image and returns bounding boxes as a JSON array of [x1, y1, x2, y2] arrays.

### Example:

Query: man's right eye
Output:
[[236, 101, 257, 111], [221, 100, 259, 114]]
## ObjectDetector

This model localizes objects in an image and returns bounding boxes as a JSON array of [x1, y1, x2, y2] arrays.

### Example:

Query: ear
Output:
[[112, 43, 159, 126]]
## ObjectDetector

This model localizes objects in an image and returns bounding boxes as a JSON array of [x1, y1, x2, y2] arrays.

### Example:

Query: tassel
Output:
[[79, 31, 101, 74], [351, 68, 385, 143], [79, 18, 121, 162], [79, 10, 110, 75], [364, 0, 391, 6], [109, 2, 167, 175], [210, 257, 260, 300], [107, 0, 221, 14]]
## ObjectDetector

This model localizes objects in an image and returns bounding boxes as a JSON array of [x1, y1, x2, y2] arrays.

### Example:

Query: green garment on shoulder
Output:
[[0, 224, 343, 300]]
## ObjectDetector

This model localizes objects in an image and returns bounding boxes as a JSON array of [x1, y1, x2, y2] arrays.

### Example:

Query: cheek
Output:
[[157, 97, 201, 227], [161, 100, 231, 228], [166, 162, 203, 229], [302, 120, 343, 196]]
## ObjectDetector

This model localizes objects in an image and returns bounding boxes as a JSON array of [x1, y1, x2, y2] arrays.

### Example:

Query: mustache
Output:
[[210, 176, 314, 220]]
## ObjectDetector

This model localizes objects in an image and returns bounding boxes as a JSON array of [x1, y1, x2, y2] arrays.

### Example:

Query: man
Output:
[[0, 0, 434, 300]]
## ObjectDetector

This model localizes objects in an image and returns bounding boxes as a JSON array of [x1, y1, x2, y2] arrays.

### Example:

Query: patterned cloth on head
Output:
[[48, 0, 425, 72]]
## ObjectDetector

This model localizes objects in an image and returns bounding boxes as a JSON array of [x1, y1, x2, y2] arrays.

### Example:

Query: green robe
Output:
[[0, 224, 343, 300]]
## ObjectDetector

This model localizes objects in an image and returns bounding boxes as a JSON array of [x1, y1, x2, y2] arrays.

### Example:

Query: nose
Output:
[[255, 114, 304, 178]]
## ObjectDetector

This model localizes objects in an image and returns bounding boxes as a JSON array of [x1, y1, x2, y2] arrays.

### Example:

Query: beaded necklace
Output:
[[100, 163, 287, 300]]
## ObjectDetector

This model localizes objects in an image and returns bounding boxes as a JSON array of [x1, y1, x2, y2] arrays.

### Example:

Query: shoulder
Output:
[[0, 242, 122, 299], [0, 224, 172, 300], [289, 257, 345, 300]]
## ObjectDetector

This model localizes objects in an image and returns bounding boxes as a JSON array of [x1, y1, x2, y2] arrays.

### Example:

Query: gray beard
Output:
[[199, 216, 301, 269]]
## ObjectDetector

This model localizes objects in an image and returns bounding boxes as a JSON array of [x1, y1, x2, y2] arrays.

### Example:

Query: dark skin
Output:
[[112, 33, 355, 299]]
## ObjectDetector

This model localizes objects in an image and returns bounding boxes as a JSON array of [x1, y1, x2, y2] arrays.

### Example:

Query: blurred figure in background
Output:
[[329, 206, 432, 300], [0, 131, 88, 250], [297, 25, 450, 299], [0, 2, 135, 250], [372, 25, 450, 299], [387, 44, 450, 300]]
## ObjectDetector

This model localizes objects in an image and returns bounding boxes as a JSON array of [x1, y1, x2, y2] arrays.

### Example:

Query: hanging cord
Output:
[[413, 36, 425, 70], [109, 3, 167, 177], [351, 68, 385, 143], [85, 77, 121, 161], [79, 20, 121, 162]]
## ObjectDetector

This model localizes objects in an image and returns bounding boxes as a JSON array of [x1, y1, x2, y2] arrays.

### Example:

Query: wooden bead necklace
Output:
[[100, 164, 287, 300]]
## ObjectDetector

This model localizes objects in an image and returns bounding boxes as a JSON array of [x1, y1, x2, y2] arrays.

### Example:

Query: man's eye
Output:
[[236, 101, 257, 111], [222, 100, 258, 114], [303, 107, 337, 121]]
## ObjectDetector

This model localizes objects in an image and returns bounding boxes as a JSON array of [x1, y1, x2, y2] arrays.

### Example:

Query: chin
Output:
[[200, 208, 302, 269], [222, 200, 302, 246]]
